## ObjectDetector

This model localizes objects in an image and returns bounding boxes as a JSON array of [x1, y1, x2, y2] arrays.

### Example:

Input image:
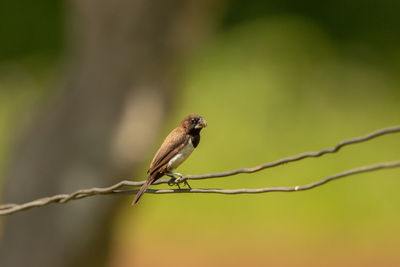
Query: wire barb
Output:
[[0, 125, 399, 216]]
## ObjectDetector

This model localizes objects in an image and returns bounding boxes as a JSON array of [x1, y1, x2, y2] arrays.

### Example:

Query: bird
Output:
[[132, 114, 207, 205]]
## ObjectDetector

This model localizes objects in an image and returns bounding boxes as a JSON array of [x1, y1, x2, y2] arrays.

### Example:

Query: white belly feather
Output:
[[167, 138, 195, 171]]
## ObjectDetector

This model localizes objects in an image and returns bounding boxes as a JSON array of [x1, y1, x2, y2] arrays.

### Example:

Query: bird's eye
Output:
[[190, 118, 196, 124]]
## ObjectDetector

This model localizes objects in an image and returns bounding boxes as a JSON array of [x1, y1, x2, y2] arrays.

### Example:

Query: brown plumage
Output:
[[132, 114, 207, 205]]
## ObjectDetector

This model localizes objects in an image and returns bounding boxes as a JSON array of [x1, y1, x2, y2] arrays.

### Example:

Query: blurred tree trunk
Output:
[[0, 0, 221, 266]]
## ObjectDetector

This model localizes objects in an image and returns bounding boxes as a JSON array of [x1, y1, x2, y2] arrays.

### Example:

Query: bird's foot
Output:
[[166, 172, 191, 189], [167, 178, 181, 189], [166, 172, 180, 187], [167, 176, 177, 187]]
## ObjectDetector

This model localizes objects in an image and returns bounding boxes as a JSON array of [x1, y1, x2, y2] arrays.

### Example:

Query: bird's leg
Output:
[[172, 172, 192, 189], [169, 171, 183, 181], [166, 171, 191, 189], [166, 172, 177, 186], [166, 172, 183, 187], [167, 171, 182, 177]]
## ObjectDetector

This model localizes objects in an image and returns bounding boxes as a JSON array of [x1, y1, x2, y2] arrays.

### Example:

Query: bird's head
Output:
[[181, 114, 207, 132]]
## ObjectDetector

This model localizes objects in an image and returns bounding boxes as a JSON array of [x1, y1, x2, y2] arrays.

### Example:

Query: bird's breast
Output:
[[167, 138, 195, 171]]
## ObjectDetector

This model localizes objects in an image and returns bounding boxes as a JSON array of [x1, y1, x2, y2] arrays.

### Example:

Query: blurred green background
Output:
[[1, 0, 400, 266]]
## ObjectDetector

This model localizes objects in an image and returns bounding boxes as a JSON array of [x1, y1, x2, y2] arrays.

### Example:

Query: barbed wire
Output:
[[0, 125, 399, 215], [115, 161, 400, 194]]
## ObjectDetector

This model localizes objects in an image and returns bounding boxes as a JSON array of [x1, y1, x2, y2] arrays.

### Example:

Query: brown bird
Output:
[[132, 114, 207, 205]]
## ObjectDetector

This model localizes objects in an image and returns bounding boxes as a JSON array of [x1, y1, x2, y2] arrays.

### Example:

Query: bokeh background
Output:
[[1, 1, 400, 266]]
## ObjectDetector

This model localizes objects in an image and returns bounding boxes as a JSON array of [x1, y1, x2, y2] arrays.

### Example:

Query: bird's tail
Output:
[[132, 175, 154, 205]]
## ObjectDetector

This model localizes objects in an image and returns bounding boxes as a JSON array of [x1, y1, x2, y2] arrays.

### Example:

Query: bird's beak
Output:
[[196, 118, 207, 129]]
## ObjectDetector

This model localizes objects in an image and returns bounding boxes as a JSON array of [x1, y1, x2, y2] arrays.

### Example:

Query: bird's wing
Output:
[[148, 128, 189, 175]]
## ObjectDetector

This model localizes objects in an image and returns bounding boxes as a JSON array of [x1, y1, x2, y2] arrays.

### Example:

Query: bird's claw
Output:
[[166, 172, 191, 189], [167, 178, 176, 186]]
